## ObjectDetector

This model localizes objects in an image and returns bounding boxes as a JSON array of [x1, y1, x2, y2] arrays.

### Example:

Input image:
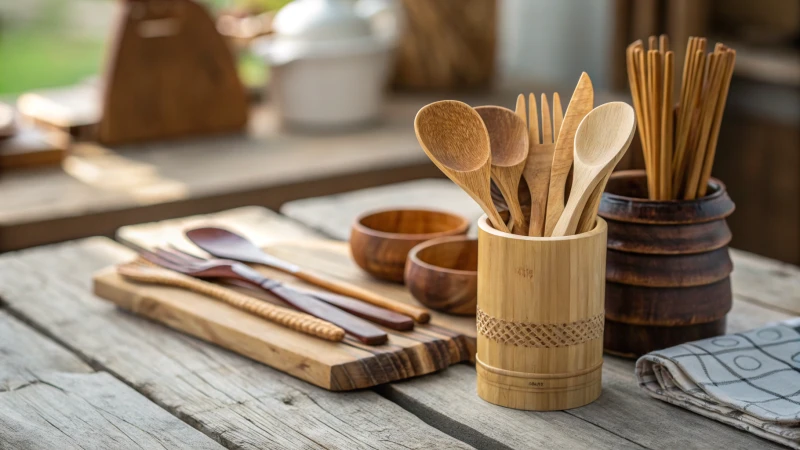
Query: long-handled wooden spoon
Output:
[[474, 105, 528, 235], [550, 102, 636, 237], [414, 100, 510, 233], [186, 227, 430, 323]]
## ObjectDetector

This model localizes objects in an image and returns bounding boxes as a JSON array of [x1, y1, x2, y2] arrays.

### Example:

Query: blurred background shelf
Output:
[[1, 0, 798, 263]]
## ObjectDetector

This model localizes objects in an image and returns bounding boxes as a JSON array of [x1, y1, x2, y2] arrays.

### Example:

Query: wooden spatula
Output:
[[544, 73, 594, 236]]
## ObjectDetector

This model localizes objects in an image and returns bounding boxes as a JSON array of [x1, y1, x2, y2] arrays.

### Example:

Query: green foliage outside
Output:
[[0, 0, 290, 95]]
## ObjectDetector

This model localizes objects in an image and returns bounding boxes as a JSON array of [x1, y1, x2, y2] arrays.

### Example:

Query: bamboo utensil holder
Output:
[[475, 215, 607, 411], [599, 170, 735, 357]]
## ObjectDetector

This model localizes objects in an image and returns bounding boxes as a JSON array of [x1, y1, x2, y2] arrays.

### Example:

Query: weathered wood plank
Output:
[[0, 312, 223, 450], [118, 206, 796, 449], [0, 239, 473, 450], [381, 299, 794, 450], [380, 365, 643, 450], [730, 248, 800, 315]]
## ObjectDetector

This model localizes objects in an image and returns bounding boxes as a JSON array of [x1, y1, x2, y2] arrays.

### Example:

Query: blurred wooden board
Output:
[[0, 124, 68, 170], [94, 238, 475, 391], [98, 0, 247, 144], [17, 84, 100, 139]]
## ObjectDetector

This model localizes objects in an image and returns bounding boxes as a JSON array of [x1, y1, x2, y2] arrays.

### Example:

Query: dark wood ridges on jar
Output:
[[599, 170, 736, 358], [604, 319, 728, 359]]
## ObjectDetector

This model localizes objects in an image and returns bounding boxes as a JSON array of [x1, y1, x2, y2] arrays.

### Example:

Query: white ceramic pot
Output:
[[252, 0, 400, 130]]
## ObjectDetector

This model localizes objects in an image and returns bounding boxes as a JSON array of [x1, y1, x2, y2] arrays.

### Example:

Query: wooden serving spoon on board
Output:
[[474, 105, 528, 235], [414, 100, 510, 233], [550, 102, 636, 237]]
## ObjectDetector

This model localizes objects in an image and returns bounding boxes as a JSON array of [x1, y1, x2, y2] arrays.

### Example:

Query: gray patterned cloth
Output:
[[636, 318, 800, 448]]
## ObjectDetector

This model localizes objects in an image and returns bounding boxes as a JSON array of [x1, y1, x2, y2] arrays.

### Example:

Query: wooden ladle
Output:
[[550, 102, 636, 237], [474, 106, 529, 235], [414, 100, 510, 233]]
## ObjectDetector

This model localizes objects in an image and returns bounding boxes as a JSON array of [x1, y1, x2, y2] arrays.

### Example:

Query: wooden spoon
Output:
[[474, 105, 528, 235], [186, 227, 429, 323], [550, 102, 636, 237], [414, 100, 510, 233]]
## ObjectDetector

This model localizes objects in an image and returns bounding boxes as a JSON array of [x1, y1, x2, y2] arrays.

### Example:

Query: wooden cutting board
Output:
[[93, 239, 476, 391]]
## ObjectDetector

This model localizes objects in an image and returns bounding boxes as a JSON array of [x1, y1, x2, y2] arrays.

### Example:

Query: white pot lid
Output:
[[272, 0, 373, 42]]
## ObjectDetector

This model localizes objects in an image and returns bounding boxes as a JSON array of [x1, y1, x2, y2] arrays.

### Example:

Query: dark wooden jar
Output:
[[598, 170, 736, 357]]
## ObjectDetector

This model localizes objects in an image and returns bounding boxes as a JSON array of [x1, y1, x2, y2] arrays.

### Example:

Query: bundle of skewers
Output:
[[627, 36, 736, 200]]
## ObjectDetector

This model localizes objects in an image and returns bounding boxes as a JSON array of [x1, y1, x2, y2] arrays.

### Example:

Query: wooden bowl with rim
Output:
[[350, 209, 470, 283], [405, 236, 478, 315]]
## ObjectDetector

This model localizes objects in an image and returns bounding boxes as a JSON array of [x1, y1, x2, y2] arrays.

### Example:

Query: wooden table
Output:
[[1, 180, 797, 449]]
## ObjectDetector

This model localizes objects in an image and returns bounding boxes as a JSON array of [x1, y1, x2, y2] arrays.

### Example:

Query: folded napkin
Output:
[[636, 318, 800, 449]]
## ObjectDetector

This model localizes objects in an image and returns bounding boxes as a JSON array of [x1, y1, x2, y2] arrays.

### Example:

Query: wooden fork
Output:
[[137, 246, 389, 344], [518, 93, 564, 236]]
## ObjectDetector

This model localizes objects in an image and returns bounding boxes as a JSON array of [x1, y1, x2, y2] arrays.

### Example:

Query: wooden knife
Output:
[[543, 73, 594, 236]]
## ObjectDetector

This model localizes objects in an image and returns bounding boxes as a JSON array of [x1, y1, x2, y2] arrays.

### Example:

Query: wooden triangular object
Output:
[[97, 0, 248, 145]]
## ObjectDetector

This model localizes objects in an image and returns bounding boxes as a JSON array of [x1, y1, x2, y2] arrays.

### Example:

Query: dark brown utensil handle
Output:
[[264, 282, 388, 345], [308, 290, 415, 331], [294, 269, 431, 323]]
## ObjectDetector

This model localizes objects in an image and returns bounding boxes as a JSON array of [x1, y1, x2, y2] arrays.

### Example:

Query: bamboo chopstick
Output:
[[626, 36, 735, 201], [697, 49, 736, 198], [660, 51, 674, 200]]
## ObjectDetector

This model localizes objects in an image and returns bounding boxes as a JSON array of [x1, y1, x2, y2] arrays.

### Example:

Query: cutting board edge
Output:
[[91, 265, 471, 391]]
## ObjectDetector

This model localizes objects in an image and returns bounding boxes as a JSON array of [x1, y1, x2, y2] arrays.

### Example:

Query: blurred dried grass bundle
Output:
[[392, 0, 496, 91]]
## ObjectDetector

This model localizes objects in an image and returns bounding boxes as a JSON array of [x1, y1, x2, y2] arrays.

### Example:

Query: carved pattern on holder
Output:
[[476, 308, 604, 347]]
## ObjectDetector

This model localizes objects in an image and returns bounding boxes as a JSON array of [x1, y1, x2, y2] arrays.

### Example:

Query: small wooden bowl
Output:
[[405, 236, 478, 315], [350, 209, 470, 283]]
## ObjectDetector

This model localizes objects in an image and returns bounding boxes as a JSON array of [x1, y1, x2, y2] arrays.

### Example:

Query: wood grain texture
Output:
[[117, 206, 477, 341], [4, 202, 796, 448], [415, 100, 509, 232], [0, 312, 222, 450], [381, 299, 792, 450], [404, 236, 477, 315], [98, 0, 248, 144], [350, 209, 469, 282], [599, 170, 736, 357], [475, 106, 529, 234], [0, 238, 473, 449], [95, 240, 474, 391], [116, 263, 347, 341], [476, 216, 607, 410], [544, 72, 594, 236]]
